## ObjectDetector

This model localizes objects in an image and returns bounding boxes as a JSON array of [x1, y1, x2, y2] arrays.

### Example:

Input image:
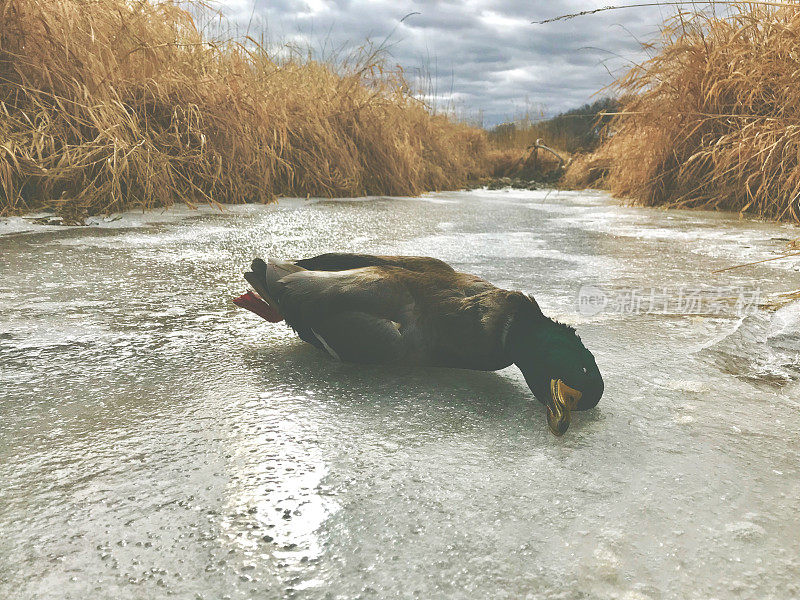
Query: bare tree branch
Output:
[[534, 2, 799, 25]]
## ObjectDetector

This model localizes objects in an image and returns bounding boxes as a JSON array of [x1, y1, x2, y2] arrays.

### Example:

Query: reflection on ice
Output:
[[219, 391, 336, 566]]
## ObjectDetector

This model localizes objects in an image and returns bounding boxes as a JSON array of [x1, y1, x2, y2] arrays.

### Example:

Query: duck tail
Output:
[[237, 257, 305, 322], [245, 257, 304, 307], [265, 257, 306, 294]]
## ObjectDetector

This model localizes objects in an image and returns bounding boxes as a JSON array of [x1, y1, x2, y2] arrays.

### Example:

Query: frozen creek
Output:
[[1, 189, 799, 600]]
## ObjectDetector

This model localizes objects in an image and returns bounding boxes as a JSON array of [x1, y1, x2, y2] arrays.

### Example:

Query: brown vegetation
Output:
[[579, 3, 800, 222], [487, 98, 618, 186], [487, 147, 564, 180], [0, 0, 489, 216], [562, 152, 611, 189], [488, 98, 618, 155]]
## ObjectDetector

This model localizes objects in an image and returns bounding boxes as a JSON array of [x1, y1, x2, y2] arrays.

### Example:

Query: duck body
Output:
[[234, 253, 604, 435], [237, 254, 537, 370]]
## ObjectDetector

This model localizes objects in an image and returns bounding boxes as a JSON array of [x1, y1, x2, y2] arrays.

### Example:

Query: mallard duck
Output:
[[233, 253, 604, 435]]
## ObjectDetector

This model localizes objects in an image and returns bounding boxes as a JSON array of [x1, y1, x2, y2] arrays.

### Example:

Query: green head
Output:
[[507, 300, 604, 435]]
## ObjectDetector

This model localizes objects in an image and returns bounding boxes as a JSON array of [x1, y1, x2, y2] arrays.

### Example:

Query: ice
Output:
[[699, 300, 800, 384], [1, 189, 800, 599]]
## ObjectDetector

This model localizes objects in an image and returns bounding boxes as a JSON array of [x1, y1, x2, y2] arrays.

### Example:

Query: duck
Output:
[[233, 253, 604, 436]]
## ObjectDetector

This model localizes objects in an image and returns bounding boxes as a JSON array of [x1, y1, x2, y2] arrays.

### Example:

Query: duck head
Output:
[[506, 300, 604, 436]]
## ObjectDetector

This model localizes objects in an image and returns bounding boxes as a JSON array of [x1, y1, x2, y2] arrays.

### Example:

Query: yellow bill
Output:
[[546, 379, 583, 436]]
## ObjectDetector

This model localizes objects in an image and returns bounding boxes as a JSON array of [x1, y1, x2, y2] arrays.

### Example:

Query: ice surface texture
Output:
[[1, 190, 799, 599]]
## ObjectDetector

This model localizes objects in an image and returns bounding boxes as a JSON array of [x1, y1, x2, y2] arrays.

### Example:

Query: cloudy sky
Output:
[[216, 1, 686, 126]]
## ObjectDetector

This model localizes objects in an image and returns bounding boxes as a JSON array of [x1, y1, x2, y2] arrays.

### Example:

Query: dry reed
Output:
[[0, 0, 489, 216], [584, 3, 800, 222], [490, 123, 574, 155], [562, 152, 612, 189], [486, 147, 564, 180], [488, 98, 618, 155]]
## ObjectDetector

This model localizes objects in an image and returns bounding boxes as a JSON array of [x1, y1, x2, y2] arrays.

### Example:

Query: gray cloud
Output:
[[217, 1, 680, 125]]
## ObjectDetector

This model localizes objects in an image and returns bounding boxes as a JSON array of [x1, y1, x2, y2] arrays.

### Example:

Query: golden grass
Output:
[[562, 152, 611, 189], [489, 122, 574, 155], [0, 0, 489, 216], [760, 288, 800, 310], [587, 3, 800, 222], [486, 147, 565, 179], [488, 98, 618, 155]]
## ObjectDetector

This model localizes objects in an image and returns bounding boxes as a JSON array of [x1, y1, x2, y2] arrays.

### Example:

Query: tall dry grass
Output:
[[585, 3, 800, 222], [0, 0, 488, 216], [490, 120, 575, 155], [489, 98, 619, 155], [487, 145, 566, 180]]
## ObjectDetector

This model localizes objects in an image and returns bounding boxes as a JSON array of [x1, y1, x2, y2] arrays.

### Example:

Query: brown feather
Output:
[[258, 253, 541, 370]]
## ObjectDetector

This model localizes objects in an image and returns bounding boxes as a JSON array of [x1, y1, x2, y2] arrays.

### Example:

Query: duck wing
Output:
[[294, 253, 454, 274], [274, 267, 417, 364]]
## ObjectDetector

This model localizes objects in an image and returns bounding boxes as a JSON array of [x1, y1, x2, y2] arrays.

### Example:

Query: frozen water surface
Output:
[[1, 189, 800, 600]]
